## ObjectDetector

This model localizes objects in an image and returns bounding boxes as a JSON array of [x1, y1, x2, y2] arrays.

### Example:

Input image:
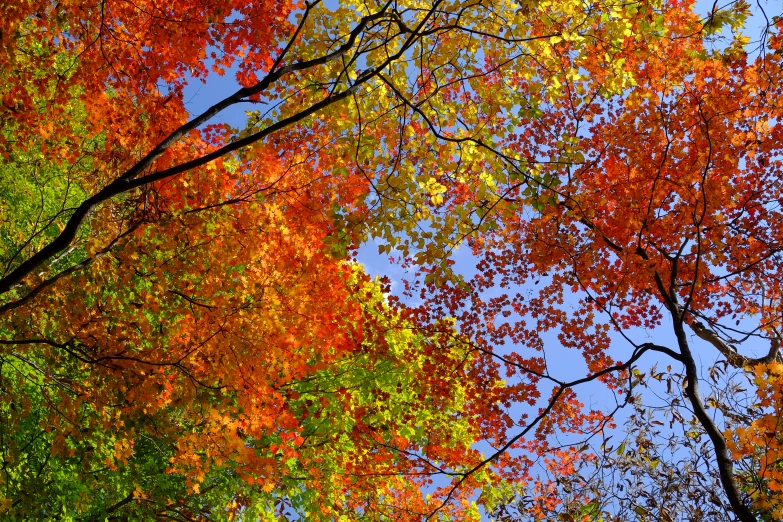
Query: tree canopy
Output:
[[2, 0, 783, 520]]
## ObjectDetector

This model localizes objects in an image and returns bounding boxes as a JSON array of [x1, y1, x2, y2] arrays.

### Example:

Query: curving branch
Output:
[[686, 311, 781, 368], [668, 298, 758, 522], [0, 0, 403, 298], [426, 342, 672, 520]]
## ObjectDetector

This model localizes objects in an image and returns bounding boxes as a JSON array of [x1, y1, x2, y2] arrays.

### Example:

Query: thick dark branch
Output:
[[686, 311, 781, 368], [0, 222, 142, 314], [117, 0, 393, 188], [0, 1, 400, 298], [669, 301, 757, 522], [637, 342, 684, 362], [104, 493, 135, 516]]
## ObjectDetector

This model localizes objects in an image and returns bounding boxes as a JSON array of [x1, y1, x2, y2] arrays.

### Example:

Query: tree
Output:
[[3, 0, 783, 520], [0, 79, 487, 515], [424, 2, 783, 520]]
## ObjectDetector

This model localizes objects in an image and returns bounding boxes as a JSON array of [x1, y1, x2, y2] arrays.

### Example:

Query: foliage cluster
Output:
[[2, 0, 783, 520]]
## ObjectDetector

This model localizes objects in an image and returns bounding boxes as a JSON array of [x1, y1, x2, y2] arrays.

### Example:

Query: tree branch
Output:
[[0, 0, 404, 298], [669, 300, 757, 522]]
